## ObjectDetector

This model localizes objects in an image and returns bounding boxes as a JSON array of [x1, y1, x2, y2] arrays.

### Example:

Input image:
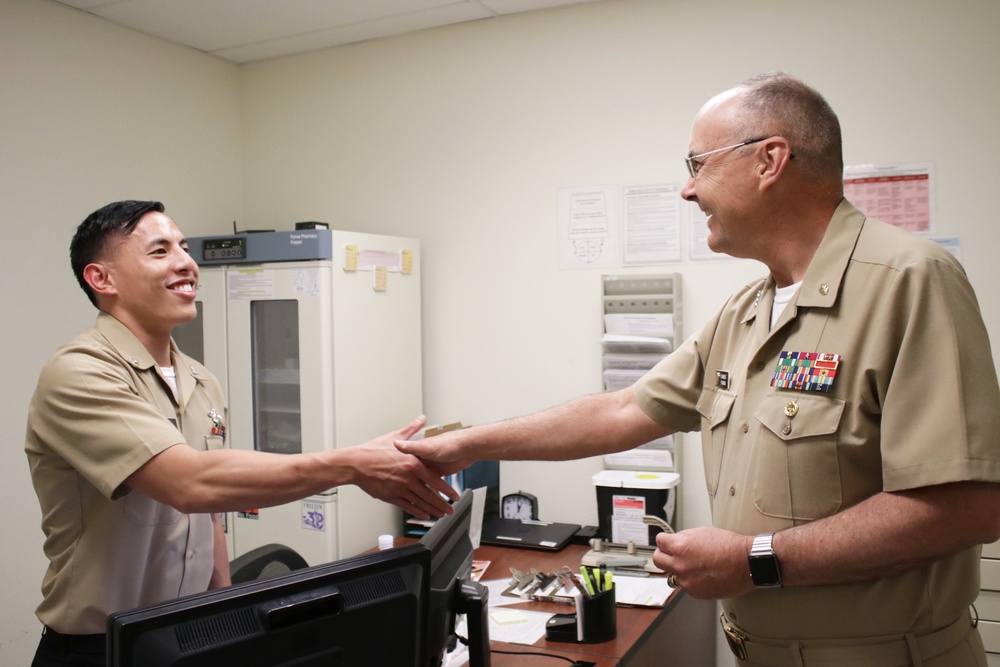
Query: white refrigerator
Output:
[[176, 228, 422, 566]]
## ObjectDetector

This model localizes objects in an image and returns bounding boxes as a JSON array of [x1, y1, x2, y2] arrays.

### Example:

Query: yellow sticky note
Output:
[[401, 250, 413, 275], [489, 610, 527, 625], [344, 245, 358, 272], [374, 265, 388, 291]]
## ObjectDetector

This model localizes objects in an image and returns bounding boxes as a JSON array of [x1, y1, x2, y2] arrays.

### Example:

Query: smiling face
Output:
[[85, 211, 199, 352], [681, 88, 766, 258]]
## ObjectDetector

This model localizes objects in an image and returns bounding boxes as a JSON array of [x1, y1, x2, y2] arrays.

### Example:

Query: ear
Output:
[[83, 262, 118, 300], [757, 137, 794, 192]]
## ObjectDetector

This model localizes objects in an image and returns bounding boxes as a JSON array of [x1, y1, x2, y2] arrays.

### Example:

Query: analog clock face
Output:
[[501, 492, 538, 521]]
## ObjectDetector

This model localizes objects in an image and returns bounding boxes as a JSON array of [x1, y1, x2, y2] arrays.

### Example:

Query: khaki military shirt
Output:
[[25, 312, 228, 634], [633, 200, 1000, 641]]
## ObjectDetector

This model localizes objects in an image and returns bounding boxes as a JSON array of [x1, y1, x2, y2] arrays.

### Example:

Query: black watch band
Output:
[[748, 533, 782, 588]]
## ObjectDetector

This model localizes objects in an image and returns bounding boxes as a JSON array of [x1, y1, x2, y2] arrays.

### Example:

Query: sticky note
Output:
[[344, 245, 358, 271]]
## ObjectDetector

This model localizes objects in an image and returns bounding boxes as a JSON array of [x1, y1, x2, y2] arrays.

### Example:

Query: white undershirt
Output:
[[771, 281, 802, 329], [160, 365, 178, 393]]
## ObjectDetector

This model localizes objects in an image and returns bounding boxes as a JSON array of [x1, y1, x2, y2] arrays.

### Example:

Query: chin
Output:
[[706, 237, 727, 255], [175, 307, 199, 326]]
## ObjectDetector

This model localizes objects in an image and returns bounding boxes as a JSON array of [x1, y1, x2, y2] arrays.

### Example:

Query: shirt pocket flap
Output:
[[697, 388, 737, 430], [755, 393, 845, 440]]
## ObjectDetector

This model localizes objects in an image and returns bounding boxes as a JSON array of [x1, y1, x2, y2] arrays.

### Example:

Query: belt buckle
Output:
[[721, 613, 749, 661]]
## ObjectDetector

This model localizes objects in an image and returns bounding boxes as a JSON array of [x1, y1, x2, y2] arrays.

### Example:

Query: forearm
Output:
[[127, 445, 363, 514], [208, 513, 231, 589], [656, 481, 1000, 600], [127, 414, 456, 520], [776, 481, 1000, 587], [447, 388, 670, 461]]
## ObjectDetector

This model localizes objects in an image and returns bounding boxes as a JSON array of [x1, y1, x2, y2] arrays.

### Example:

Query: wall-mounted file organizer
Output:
[[600, 273, 683, 528]]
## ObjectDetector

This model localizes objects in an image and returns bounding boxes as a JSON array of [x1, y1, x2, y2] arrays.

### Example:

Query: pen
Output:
[[586, 566, 601, 595], [599, 564, 607, 593]]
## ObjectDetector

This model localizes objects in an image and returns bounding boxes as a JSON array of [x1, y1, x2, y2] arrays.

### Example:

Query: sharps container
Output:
[[592, 470, 680, 545]]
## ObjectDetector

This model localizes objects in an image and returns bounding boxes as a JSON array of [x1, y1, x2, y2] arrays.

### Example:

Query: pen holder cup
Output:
[[579, 586, 617, 643], [545, 586, 616, 644]]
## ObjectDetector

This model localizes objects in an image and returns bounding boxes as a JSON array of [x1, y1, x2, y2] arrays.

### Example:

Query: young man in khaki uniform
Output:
[[398, 73, 1000, 666], [25, 200, 457, 667]]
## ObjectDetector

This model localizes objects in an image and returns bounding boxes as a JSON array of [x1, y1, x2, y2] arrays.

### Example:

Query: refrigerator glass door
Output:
[[250, 299, 302, 454]]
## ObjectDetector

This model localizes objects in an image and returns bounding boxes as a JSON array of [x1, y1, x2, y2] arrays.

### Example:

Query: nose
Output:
[[175, 247, 198, 273], [681, 175, 698, 202]]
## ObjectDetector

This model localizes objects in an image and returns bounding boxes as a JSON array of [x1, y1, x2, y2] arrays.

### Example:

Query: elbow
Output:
[[967, 483, 1000, 547], [158, 483, 218, 515], [980, 516, 1000, 548]]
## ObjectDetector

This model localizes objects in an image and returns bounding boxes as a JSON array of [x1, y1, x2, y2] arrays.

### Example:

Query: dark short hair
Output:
[[70, 200, 165, 307]]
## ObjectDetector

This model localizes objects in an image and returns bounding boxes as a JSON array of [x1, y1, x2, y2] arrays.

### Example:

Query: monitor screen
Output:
[[107, 490, 489, 667]]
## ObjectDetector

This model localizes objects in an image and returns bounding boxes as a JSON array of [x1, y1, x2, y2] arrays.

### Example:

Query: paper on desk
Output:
[[481, 579, 532, 607], [445, 607, 555, 667], [613, 575, 675, 607], [488, 609, 553, 644], [469, 486, 486, 548]]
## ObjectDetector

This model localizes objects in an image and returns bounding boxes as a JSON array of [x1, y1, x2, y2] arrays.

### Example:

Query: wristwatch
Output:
[[748, 533, 782, 588]]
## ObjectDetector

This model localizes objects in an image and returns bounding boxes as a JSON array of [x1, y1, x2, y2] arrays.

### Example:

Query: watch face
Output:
[[501, 492, 538, 520], [749, 554, 781, 587]]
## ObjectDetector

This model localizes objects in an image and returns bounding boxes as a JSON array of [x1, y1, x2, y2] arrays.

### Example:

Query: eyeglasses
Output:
[[685, 138, 766, 178]]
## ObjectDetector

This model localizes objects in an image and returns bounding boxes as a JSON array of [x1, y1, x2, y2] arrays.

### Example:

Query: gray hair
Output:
[[731, 72, 843, 189]]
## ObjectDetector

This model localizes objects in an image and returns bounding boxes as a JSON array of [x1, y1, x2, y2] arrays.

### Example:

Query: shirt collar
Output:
[[93, 311, 205, 386], [94, 312, 157, 370], [795, 199, 866, 309], [741, 199, 866, 324]]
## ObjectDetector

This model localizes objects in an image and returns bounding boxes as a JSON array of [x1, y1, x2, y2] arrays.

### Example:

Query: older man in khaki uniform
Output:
[[397, 73, 1000, 666]]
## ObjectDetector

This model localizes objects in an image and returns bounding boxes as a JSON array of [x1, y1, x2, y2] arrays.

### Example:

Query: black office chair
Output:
[[229, 543, 309, 584]]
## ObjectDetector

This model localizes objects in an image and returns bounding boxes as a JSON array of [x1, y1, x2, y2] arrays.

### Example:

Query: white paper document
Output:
[[604, 313, 674, 337], [622, 182, 682, 264], [613, 575, 676, 607]]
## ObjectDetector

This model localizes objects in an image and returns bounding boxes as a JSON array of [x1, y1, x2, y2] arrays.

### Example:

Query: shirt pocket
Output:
[[752, 393, 846, 521], [204, 434, 225, 451], [123, 490, 181, 526], [697, 388, 737, 499]]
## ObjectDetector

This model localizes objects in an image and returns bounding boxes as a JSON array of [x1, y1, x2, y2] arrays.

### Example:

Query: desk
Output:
[[474, 543, 716, 667]]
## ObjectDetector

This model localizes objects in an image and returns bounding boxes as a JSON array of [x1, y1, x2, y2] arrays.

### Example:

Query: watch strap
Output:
[[750, 532, 774, 556]]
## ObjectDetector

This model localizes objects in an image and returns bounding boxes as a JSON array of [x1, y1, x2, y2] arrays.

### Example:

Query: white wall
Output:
[[237, 0, 1000, 526], [236, 4, 1000, 660], [0, 0, 242, 662], [3, 0, 999, 664]]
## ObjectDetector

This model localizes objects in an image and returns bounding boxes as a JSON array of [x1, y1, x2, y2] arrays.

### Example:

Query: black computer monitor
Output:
[[106, 490, 489, 667], [420, 489, 491, 667], [106, 544, 427, 666]]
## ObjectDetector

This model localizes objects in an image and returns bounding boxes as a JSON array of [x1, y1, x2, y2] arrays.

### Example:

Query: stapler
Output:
[[580, 515, 673, 574]]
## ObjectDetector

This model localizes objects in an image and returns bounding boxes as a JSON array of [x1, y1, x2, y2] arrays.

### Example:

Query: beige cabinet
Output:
[[979, 540, 1000, 665]]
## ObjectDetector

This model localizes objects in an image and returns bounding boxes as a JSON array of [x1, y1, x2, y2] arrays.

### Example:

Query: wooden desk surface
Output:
[[473, 542, 715, 667]]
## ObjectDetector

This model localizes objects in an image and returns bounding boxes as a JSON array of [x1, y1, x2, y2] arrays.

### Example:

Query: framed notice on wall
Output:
[[843, 162, 935, 233]]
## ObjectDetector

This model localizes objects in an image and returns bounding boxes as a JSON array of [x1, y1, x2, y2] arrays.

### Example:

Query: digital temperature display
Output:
[[202, 237, 247, 261]]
